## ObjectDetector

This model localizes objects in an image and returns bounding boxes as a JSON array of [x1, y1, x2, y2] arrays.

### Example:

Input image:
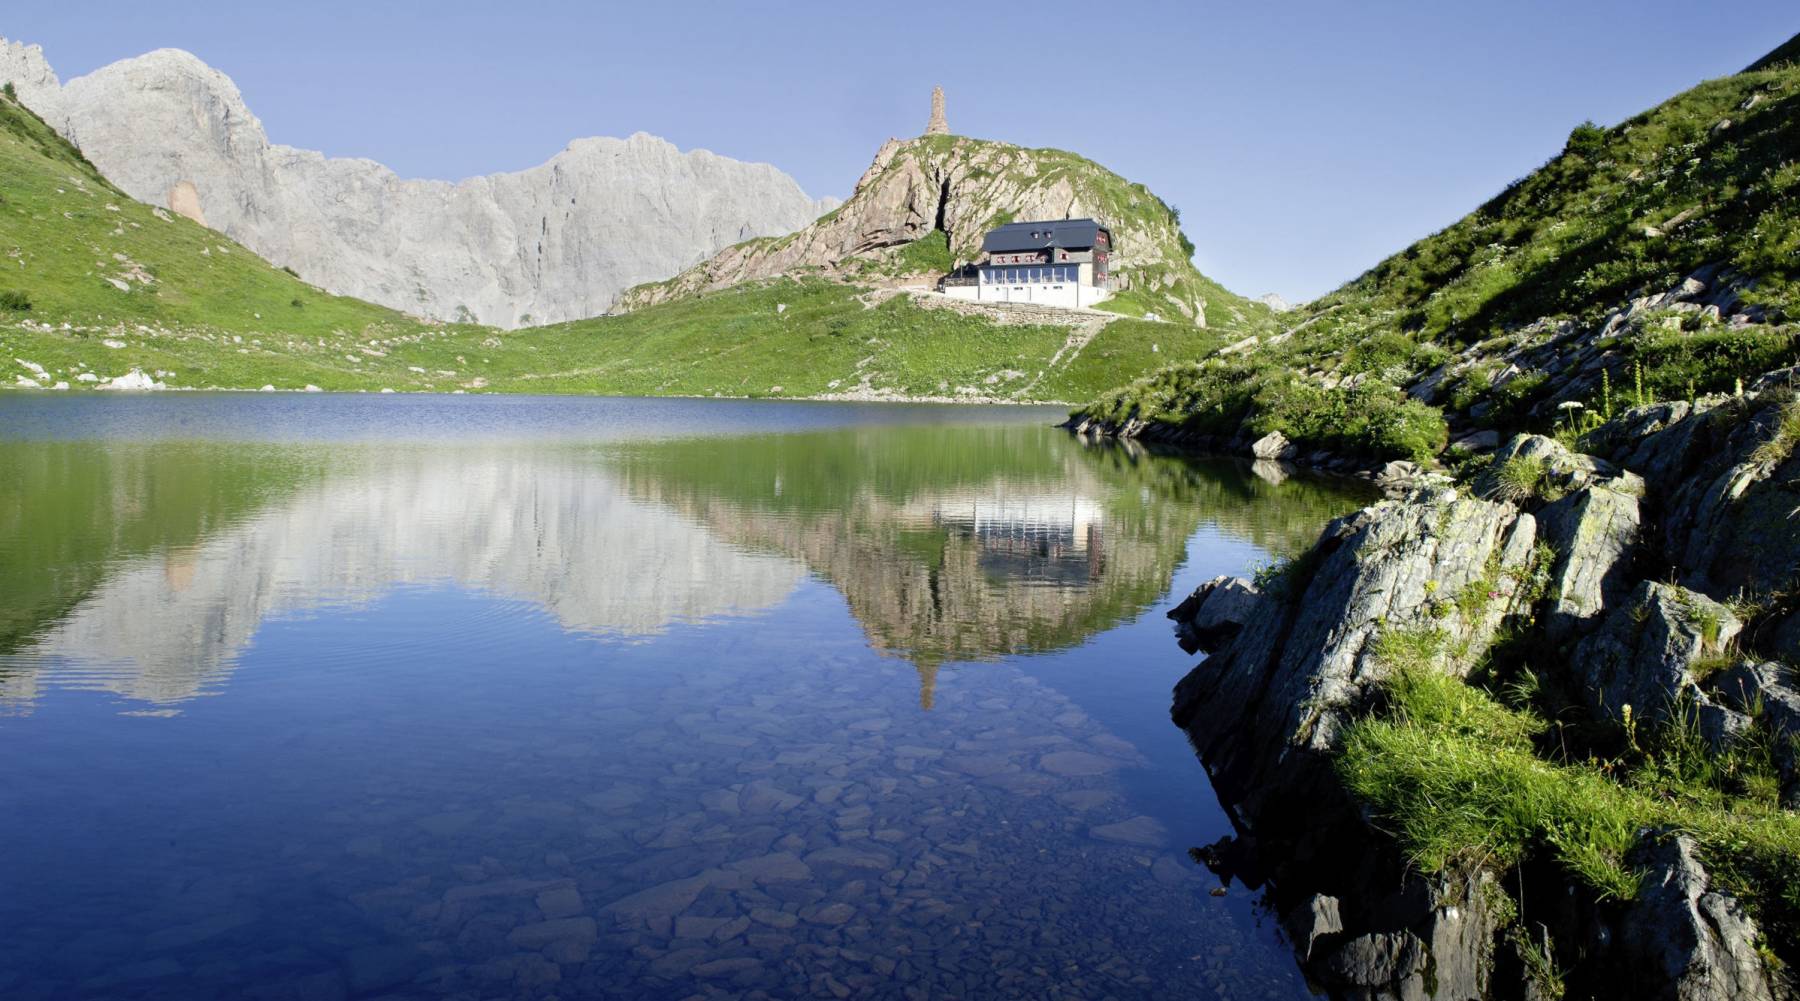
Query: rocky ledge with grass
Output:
[[1163, 385, 1799, 999], [1068, 51, 1800, 990], [1066, 41, 1800, 494]]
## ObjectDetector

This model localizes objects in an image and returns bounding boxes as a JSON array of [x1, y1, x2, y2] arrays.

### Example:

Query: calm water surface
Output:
[[0, 394, 1369, 1000]]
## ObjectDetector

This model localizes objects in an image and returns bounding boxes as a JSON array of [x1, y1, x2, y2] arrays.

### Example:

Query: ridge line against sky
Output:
[[7, 0, 1795, 302]]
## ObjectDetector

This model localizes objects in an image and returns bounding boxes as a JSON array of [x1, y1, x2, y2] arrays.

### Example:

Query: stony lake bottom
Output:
[[0, 394, 1370, 1001]]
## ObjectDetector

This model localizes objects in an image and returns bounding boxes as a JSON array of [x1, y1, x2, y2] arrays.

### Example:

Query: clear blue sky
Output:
[[8, 1, 1796, 301]]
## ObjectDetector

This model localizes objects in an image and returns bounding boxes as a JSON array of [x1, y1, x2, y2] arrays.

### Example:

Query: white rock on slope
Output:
[[0, 39, 838, 328]]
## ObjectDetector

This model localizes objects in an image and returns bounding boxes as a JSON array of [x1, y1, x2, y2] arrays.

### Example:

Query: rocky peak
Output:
[[618, 132, 1253, 326], [1, 37, 833, 328]]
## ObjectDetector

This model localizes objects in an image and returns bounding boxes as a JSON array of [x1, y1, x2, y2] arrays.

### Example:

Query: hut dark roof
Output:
[[980, 219, 1107, 254]]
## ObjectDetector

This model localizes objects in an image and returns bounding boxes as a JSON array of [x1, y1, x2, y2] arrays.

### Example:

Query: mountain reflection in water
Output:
[[3, 426, 1359, 713]]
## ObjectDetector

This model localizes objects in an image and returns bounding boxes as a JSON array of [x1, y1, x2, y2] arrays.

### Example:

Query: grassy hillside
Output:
[[476, 279, 1231, 403], [0, 86, 1238, 402], [1076, 37, 1800, 459], [0, 85, 454, 343]]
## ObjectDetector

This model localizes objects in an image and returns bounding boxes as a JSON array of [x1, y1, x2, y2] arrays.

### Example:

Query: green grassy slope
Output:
[[499, 279, 1231, 402], [1077, 36, 1800, 457], [0, 87, 1239, 402], [0, 87, 456, 344]]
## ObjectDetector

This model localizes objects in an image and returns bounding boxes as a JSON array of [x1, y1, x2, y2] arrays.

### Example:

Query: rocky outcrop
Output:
[[1171, 488, 1538, 817], [1594, 391, 1800, 663], [1161, 409, 1800, 997], [1575, 581, 1741, 727], [0, 38, 835, 328], [616, 133, 1251, 326], [1621, 834, 1779, 1001], [1167, 575, 1260, 654], [1407, 264, 1779, 432], [1163, 489, 1541, 999]]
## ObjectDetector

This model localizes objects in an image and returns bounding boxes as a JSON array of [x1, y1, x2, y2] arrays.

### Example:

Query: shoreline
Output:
[[1141, 392, 1800, 999]]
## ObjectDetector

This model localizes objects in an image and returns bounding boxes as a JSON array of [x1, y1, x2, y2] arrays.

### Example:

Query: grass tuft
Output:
[[1340, 666, 1800, 948]]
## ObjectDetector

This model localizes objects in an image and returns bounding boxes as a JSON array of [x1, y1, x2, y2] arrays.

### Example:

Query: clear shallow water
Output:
[[0, 394, 1370, 1000]]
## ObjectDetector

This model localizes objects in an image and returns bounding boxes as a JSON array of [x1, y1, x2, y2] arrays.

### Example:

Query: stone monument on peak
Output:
[[925, 86, 948, 136]]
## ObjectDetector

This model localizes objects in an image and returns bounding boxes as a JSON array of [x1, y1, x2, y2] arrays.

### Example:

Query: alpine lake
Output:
[[0, 394, 1372, 1000]]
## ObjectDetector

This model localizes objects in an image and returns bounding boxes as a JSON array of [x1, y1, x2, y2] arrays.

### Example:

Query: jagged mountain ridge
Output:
[[0, 39, 837, 328], [618, 132, 1266, 330]]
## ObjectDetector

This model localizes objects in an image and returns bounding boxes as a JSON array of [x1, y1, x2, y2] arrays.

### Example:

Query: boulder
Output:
[[1251, 431, 1295, 460], [1619, 834, 1777, 1001], [1474, 434, 1640, 504], [1308, 873, 1501, 1000], [95, 369, 166, 391], [1535, 481, 1642, 641], [1374, 460, 1421, 486], [1450, 429, 1501, 452], [1711, 661, 1800, 804], [1167, 575, 1262, 653], [1284, 894, 1344, 962]]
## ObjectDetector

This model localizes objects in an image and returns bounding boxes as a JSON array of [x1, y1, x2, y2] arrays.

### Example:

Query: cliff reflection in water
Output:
[[0, 442, 805, 710], [611, 426, 1370, 706], [0, 426, 1369, 712]]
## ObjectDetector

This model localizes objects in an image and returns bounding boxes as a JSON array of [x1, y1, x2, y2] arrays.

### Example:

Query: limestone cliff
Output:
[[0, 39, 836, 328], [617, 133, 1261, 328]]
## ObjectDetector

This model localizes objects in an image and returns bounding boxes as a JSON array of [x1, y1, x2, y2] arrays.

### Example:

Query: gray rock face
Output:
[[1284, 895, 1344, 962], [1536, 483, 1641, 638], [0, 39, 834, 328], [1712, 661, 1800, 804], [1621, 834, 1778, 1001], [1174, 488, 1537, 810], [1574, 581, 1741, 726], [1167, 575, 1262, 653], [1597, 392, 1800, 620], [1306, 872, 1500, 1000]]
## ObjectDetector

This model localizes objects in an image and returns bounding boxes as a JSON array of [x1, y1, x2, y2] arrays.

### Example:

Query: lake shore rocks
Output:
[[1161, 396, 1799, 999]]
